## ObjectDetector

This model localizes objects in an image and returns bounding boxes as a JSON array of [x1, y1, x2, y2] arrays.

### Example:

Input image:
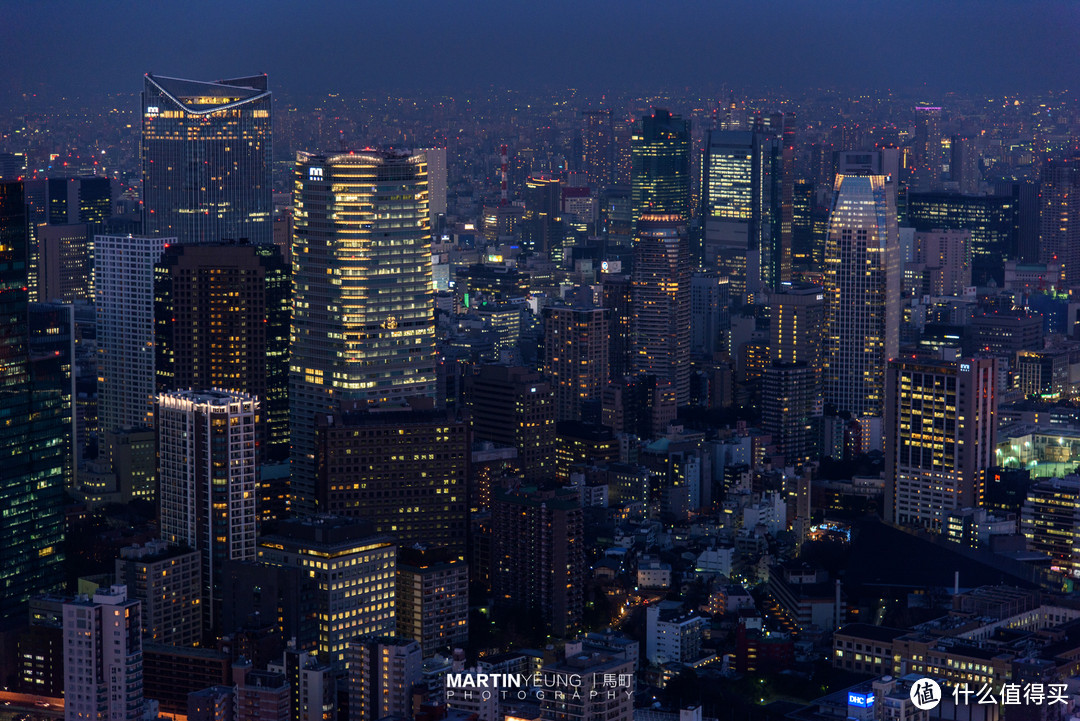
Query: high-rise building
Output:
[[157, 389, 258, 637], [258, 516, 397, 673], [33, 223, 91, 303], [762, 362, 819, 467], [913, 105, 943, 190], [1038, 157, 1080, 285], [63, 586, 145, 721], [582, 109, 615, 187], [885, 356, 998, 530], [347, 636, 422, 721], [521, 175, 563, 256], [315, 403, 467, 555], [28, 302, 76, 490], [155, 241, 289, 462], [95, 234, 169, 436], [465, 365, 556, 482], [115, 540, 202, 647], [951, 135, 980, 195], [492, 485, 584, 637], [601, 273, 634, 379], [395, 545, 469, 658], [601, 374, 677, 440], [631, 109, 690, 228], [290, 150, 436, 512], [701, 128, 783, 298], [0, 182, 66, 622], [632, 214, 691, 405], [267, 648, 337, 721], [419, 146, 448, 217], [907, 228, 972, 297], [907, 191, 1016, 286], [822, 175, 900, 420], [142, 74, 272, 245], [542, 304, 610, 422], [1021, 476, 1080, 577], [770, 282, 824, 368], [690, 271, 728, 357]]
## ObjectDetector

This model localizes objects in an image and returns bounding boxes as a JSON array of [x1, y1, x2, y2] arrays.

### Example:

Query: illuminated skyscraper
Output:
[[701, 117, 792, 298], [913, 105, 942, 190], [521, 175, 563, 256], [290, 151, 437, 512], [632, 214, 691, 406], [582, 109, 615, 187], [142, 73, 272, 245], [259, 517, 397, 673], [95, 234, 168, 436], [155, 241, 290, 462], [631, 109, 690, 228], [542, 304, 610, 422], [157, 389, 258, 637], [1038, 157, 1080, 285], [822, 175, 900, 419], [885, 357, 997, 530], [0, 181, 66, 622]]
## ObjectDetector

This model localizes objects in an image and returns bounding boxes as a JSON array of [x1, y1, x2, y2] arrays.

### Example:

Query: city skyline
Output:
[[2, 1, 1078, 106]]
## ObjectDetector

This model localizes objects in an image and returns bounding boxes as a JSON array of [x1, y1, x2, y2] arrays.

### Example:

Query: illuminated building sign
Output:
[[309, 167, 324, 180], [146, 106, 160, 115], [848, 692, 875, 708]]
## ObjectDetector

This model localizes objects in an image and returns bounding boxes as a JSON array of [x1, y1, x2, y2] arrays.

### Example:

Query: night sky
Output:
[[2, 0, 1078, 102]]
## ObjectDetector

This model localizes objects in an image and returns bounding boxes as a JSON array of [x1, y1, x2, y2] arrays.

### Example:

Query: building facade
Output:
[[822, 174, 900, 420], [155, 241, 289, 462], [157, 389, 258, 636], [290, 150, 436, 512], [142, 73, 272, 245], [632, 214, 691, 406], [885, 357, 998, 529], [95, 234, 169, 436]]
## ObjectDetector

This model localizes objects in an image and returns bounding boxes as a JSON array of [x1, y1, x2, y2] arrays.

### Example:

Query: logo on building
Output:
[[309, 167, 324, 180]]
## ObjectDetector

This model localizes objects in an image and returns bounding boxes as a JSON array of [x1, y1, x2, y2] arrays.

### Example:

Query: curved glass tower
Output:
[[142, 74, 272, 245], [289, 150, 437, 511], [823, 174, 900, 419]]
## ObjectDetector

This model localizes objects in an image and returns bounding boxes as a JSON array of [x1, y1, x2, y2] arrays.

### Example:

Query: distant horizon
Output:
[[2, 0, 1077, 108]]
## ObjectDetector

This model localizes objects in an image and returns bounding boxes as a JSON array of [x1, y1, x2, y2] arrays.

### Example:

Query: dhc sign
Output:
[[309, 167, 324, 180], [848, 692, 874, 708]]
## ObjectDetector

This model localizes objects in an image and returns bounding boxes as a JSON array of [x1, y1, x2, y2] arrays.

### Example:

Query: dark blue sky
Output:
[[2, 0, 1077, 102]]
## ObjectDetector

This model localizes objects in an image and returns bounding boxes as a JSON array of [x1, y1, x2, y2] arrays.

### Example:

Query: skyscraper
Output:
[[395, 545, 469, 658], [542, 304, 610, 422], [290, 150, 437, 512], [822, 175, 900, 420], [492, 485, 584, 637], [142, 74, 272, 245], [632, 214, 691, 406], [465, 365, 556, 482], [0, 181, 66, 621], [155, 241, 290, 462], [582, 109, 615, 187], [631, 109, 690, 228], [701, 123, 790, 298], [315, 403, 467, 556], [95, 234, 169, 436], [63, 586, 145, 721], [521, 175, 563, 256], [157, 389, 258, 637], [885, 356, 997, 530], [258, 516, 397, 672], [913, 105, 942, 190], [1038, 157, 1080, 285], [347, 636, 422, 721]]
